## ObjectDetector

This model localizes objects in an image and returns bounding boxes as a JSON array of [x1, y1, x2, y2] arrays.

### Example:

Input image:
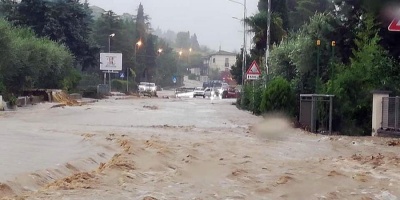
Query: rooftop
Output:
[[208, 50, 236, 57]]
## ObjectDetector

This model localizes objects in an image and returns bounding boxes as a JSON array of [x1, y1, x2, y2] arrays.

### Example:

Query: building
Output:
[[206, 50, 237, 72]]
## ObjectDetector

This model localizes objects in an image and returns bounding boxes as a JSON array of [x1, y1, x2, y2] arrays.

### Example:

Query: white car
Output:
[[138, 82, 149, 92], [139, 82, 157, 97], [193, 87, 205, 98], [204, 88, 215, 98]]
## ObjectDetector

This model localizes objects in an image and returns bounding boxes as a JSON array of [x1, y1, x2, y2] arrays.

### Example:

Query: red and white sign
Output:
[[246, 61, 261, 80], [388, 19, 400, 31]]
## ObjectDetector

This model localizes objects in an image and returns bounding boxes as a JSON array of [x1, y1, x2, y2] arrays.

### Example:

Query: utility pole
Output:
[[228, 0, 246, 86], [265, 0, 271, 87], [243, 0, 247, 86], [316, 39, 321, 93], [108, 33, 115, 93]]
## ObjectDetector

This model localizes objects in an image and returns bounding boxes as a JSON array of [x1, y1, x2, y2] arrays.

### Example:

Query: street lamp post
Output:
[[265, 0, 271, 87], [316, 39, 321, 93], [108, 33, 115, 53], [331, 40, 335, 88], [108, 33, 115, 92], [178, 50, 183, 85], [189, 48, 192, 66], [129, 40, 142, 92], [228, 0, 246, 86]]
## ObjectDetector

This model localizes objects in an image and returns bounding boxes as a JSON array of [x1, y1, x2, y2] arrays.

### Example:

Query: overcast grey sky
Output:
[[88, 0, 259, 52]]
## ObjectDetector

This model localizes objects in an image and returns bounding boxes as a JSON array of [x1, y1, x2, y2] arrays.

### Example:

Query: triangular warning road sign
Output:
[[388, 19, 400, 31], [246, 61, 261, 75]]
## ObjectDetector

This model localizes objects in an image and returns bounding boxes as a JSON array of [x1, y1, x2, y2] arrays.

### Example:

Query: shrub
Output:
[[0, 19, 76, 95], [260, 76, 295, 116], [111, 79, 137, 93]]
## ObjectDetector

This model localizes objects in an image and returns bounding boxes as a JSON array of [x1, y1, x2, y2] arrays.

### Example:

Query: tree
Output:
[[258, 0, 290, 30], [326, 15, 398, 135], [288, 0, 333, 30], [175, 31, 191, 49], [190, 33, 200, 50], [142, 34, 157, 81], [246, 11, 286, 64], [3, 0, 98, 71], [154, 40, 178, 87], [230, 48, 252, 84], [135, 3, 150, 42], [92, 10, 136, 76], [0, 19, 78, 95]]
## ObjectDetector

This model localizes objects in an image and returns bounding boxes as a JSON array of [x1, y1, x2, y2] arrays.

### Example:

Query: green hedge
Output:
[[0, 19, 78, 98], [111, 79, 137, 93], [238, 77, 296, 116]]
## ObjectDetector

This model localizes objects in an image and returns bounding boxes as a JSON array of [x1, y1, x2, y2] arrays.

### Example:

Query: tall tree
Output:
[[258, 0, 290, 30], [142, 34, 157, 81], [190, 33, 200, 50], [230, 48, 252, 84], [175, 31, 190, 49], [135, 3, 147, 41]]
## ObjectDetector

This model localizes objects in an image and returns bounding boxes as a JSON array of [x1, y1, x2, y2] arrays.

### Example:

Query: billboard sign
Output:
[[100, 53, 122, 71]]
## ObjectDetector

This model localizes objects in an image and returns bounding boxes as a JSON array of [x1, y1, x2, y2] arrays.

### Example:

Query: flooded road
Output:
[[1, 91, 400, 200]]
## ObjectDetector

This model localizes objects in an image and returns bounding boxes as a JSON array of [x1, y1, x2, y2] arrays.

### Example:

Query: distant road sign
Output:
[[388, 19, 400, 31], [246, 61, 261, 80], [172, 76, 177, 84], [120, 73, 124, 78]]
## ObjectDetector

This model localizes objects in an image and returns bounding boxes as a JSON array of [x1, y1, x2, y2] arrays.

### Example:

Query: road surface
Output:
[[1, 91, 400, 200]]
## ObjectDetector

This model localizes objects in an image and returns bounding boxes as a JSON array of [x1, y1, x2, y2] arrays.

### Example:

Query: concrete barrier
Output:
[[69, 93, 82, 100], [17, 97, 27, 107], [97, 84, 110, 96], [176, 92, 194, 98]]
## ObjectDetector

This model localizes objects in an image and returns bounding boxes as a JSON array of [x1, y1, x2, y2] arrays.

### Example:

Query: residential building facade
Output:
[[206, 50, 237, 72]]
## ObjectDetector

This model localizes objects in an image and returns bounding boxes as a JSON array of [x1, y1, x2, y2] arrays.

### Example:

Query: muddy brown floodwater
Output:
[[1, 91, 400, 200]]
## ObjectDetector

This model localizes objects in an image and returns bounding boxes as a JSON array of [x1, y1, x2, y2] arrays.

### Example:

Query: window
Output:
[[225, 58, 229, 67], [213, 58, 216, 63]]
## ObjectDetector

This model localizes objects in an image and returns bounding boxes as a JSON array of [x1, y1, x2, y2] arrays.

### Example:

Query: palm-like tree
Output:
[[245, 11, 286, 58]]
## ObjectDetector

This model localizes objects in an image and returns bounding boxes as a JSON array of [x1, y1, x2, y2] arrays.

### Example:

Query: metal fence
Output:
[[299, 94, 334, 134], [381, 97, 400, 130]]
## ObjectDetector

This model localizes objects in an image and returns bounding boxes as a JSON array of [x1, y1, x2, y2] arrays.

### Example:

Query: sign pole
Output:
[[108, 70, 111, 93], [252, 80, 255, 114], [126, 67, 129, 93]]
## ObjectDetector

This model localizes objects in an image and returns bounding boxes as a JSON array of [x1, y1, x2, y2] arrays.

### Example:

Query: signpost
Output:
[[388, 19, 400, 31], [172, 76, 177, 84], [100, 53, 123, 92], [246, 61, 261, 113], [246, 61, 261, 80]]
